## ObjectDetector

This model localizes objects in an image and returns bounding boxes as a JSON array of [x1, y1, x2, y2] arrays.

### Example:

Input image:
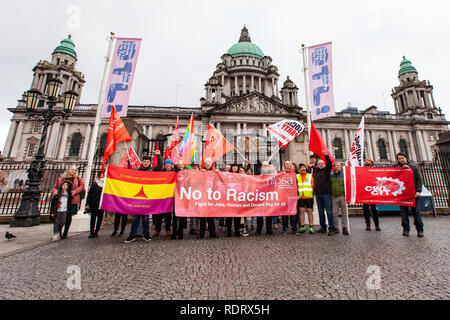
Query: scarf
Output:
[[95, 178, 105, 188]]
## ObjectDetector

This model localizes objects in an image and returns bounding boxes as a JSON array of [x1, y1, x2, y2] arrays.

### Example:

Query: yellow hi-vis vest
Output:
[[297, 173, 313, 199]]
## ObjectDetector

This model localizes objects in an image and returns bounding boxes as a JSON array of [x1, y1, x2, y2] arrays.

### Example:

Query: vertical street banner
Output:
[[344, 166, 416, 206], [308, 42, 335, 121], [102, 38, 142, 118], [174, 170, 298, 217]]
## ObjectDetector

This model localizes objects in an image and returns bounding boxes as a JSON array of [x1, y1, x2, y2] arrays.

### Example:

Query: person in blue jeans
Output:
[[393, 152, 424, 237], [125, 151, 163, 243], [312, 150, 335, 236]]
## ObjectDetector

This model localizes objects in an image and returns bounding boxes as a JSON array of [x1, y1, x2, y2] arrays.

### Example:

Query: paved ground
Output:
[[0, 216, 448, 300]]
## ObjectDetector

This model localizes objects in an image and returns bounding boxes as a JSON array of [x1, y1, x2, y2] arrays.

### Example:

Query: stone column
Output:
[[3, 120, 18, 157], [251, 76, 254, 92], [46, 121, 61, 158], [415, 130, 428, 162], [147, 125, 153, 139], [276, 79, 279, 97], [31, 73, 39, 89], [235, 76, 238, 95], [81, 124, 92, 160], [392, 131, 399, 155], [422, 130, 433, 160], [143, 124, 147, 137], [387, 131, 395, 161], [57, 123, 70, 160], [430, 92, 436, 108], [243, 75, 246, 94], [221, 75, 225, 86], [272, 78, 275, 96], [258, 77, 262, 93], [326, 129, 332, 151], [366, 130, 374, 160], [407, 131, 418, 162], [9, 120, 24, 159], [344, 129, 350, 156], [370, 130, 379, 161]]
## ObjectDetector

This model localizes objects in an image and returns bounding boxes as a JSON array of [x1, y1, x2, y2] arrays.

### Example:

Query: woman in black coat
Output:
[[85, 172, 105, 238]]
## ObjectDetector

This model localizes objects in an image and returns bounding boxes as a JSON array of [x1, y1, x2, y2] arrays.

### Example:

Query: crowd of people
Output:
[[49, 149, 425, 242]]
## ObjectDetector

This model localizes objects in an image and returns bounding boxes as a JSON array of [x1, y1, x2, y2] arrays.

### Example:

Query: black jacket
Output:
[[86, 180, 103, 210], [393, 161, 423, 193], [312, 155, 332, 195]]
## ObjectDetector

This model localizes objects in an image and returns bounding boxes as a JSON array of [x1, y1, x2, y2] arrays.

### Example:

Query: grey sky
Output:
[[1, 0, 449, 150]]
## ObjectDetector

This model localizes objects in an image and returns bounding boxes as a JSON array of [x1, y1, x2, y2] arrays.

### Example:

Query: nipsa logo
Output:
[[266, 176, 294, 189], [365, 177, 406, 196]]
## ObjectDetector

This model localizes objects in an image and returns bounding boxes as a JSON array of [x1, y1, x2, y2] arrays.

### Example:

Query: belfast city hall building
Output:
[[2, 27, 449, 175]]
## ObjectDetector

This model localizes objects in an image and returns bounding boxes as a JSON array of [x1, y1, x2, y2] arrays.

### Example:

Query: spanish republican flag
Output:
[[100, 164, 176, 215]]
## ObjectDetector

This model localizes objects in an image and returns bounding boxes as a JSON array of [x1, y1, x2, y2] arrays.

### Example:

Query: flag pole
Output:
[[267, 145, 283, 162], [82, 32, 115, 209], [123, 141, 131, 165], [301, 44, 311, 160]]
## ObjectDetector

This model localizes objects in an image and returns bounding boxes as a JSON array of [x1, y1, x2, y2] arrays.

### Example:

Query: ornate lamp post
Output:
[[10, 77, 79, 227]]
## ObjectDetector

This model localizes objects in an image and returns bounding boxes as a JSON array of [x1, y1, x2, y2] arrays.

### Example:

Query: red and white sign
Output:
[[344, 167, 416, 207], [267, 120, 305, 148], [346, 116, 364, 167], [119, 146, 141, 169]]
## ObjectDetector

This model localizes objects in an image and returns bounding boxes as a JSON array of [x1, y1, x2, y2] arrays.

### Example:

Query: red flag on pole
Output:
[[119, 146, 141, 169], [165, 117, 181, 163], [309, 121, 335, 163], [152, 141, 160, 167], [102, 106, 132, 173], [201, 124, 235, 168]]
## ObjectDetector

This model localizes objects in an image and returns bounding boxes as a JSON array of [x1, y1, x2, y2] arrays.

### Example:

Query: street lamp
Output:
[[10, 77, 79, 227]]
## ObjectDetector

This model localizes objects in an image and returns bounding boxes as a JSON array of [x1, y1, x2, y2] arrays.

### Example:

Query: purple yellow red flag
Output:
[[100, 164, 176, 215]]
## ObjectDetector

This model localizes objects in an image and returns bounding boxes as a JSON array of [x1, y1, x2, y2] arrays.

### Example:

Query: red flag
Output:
[[152, 141, 160, 167], [119, 146, 141, 169], [201, 124, 235, 168], [102, 106, 132, 173], [309, 122, 335, 163], [165, 117, 181, 163]]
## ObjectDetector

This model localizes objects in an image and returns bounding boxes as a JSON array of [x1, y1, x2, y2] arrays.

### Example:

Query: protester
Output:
[[199, 158, 218, 238], [255, 161, 274, 236], [245, 168, 255, 231], [111, 213, 128, 237], [237, 166, 249, 237], [331, 162, 349, 235], [393, 152, 424, 237], [188, 163, 201, 234], [52, 165, 86, 239], [154, 159, 174, 238], [312, 150, 336, 236], [281, 160, 298, 234], [125, 151, 163, 243], [226, 164, 242, 237], [224, 164, 231, 172], [362, 158, 380, 231], [172, 160, 188, 239], [297, 163, 315, 234], [49, 180, 73, 241], [85, 172, 105, 238], [307, 154, 318, 174]]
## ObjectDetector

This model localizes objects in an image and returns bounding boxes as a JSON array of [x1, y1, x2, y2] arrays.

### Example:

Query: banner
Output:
[[119, 146, 141, 169], [201, 124, 235, 168], [174, 170, 298, 217], [102, 38, 142, 118], [346, 116, 364, 167], [344, 166, 416, 206], [308, 42, 335, 121], [266, 120, 305, 148], [100, 164, 177, 215]]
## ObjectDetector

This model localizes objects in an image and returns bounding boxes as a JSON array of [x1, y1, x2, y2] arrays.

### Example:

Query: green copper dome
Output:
[[226, 26, 264, 58], [53, 35, 77, 59], [399, 56, 417, 76]]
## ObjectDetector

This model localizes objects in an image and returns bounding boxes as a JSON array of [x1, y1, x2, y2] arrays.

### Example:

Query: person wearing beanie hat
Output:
[[153, 157, 174, 238]]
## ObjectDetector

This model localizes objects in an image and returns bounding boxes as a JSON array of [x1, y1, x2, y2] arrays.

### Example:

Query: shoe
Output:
[[166, 231, 171, 237], [250, 225, 255, 231], [366, 223, 371, 231], [118, 231, 124, 237], [403, 230, 409, 236], [60, 235, 67, 239], [274, 224, 278, 229], [210, 234, 218, 239], [267, 232, 275, 235], [143, 234, 152, 241], [88, 234, 95, 238], [125, 236, 136, 243], [282, 230, 287, 235], [240, 229, 249, 237], [342, 227, 349, 235], [234, 232, 241, 237], [153, 231, 160, 237], [417, 231, 424, 237], [170, 234, 177, 240], [94, 232, 99, 238], [328, 231, 336, 236], [255, 232, 261, 236], [317, 228, 327, 233], [299, 226, 306, 233], [51, 234, 59, 241], [111, 231, 117, 237], [375, 225, 381, 231], [197, 234, 205, 239], [309, 227, 314, 234], [333, 228, 340, 234]]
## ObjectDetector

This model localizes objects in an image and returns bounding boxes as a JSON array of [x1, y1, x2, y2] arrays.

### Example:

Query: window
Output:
[[240, 59, 242, 65], [32, 123, 42, 133], [246, 59, 249, 64], [26, 143, 37, 158], [68, 133, 82, 157], [399, 140, 409, 158], [427, 113, 433, 119], [429, 132, 435, 142], [98, 133, 108, 157], [378, 139, 388, 160], [333, 138, 343, 159]]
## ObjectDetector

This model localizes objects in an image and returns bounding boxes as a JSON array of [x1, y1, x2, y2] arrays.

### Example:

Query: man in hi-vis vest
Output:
[[297, 163, 314, 234]]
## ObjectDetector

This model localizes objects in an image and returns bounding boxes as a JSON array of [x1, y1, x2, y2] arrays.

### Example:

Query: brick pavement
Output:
[[0, 216, 448, 300]]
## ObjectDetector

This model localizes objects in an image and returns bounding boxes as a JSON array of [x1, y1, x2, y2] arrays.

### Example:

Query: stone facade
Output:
[[2, 28, 449, 173]]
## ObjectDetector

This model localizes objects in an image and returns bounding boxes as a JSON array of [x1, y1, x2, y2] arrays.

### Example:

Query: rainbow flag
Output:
[[100, 164, 177, 215], [178, 113, 195, 165]]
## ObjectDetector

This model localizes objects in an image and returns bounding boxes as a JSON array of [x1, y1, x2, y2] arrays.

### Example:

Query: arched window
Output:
[[378, 139, 388, 160], [399, 140, 409, 158], [333, 138, 343, 159], [98, 133, 108, 157], [68, 133, 82, 157]]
